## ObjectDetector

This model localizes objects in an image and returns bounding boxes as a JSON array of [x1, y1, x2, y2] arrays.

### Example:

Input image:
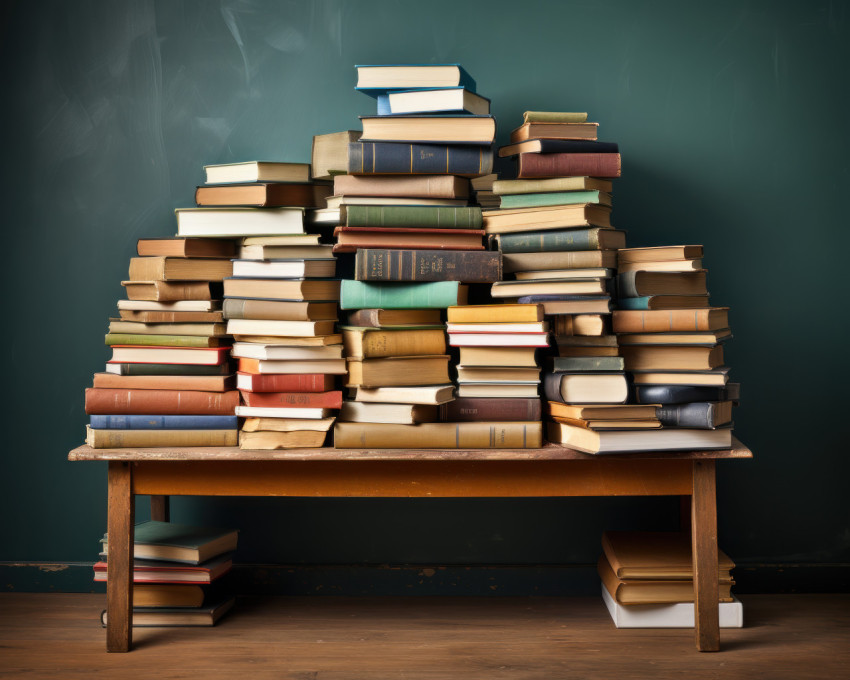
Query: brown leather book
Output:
[[333, 227, 485, 253], [439, 397, 541, 422], [345, 355, 451, 388], [333, 174, 469, 199], [602, 531, 735, 580], [92, 373, 235, 392], [509, 122, 599, 143], [84, 388, 239, 415], [195, 183, 331, 208], [136, 238, 237, 258], [333, 421, 543, 449], [517, 153, 621, 178], [128, 257, 233, 282], [237, 372, 336, 393], [612, 308, 730, 333], [119, 310, 225, 323], [122, 281, 218, 302], [240, 390, 343, 409]]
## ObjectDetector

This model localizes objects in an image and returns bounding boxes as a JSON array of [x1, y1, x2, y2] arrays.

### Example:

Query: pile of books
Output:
[[598, 531, 742, 628], [84, 238, 239, 448], [96, 521, 238, 627]]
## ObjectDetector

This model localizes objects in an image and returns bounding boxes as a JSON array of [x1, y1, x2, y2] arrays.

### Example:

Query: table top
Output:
[[68, 437, 752, 462]]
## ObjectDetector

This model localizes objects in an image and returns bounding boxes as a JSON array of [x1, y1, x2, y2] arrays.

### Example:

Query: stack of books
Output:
[[598, 531, 742, 628], [97, 521, 238, 627], [84, 237, 239, 448], [195, 161, 345, 449]]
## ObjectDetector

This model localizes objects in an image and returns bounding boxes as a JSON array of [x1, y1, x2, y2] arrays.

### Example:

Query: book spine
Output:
[[550, 357, 625, 372], [447, 306, 541, 323], [333, 421, 542, 448], [523, 112, 588, 123], [355, 250, 502, 282], [345, 206, 482, 229], [108, 363, 227, 376], [616, 297, 652, 310], [439, 397, 542, 422], [334, 175, 467, 199], [499, 191, 601, 209], [615, 271, 640, 298], [517, 153, 621, 178], [105, 334, 220, 348], [656, 402, 720, 429], [348, 142, 493, 176], [376, 94, 391, 115], [88, 415, 238, 430], [92, 373, 233, 391], [633, 385, 727, 405], [127, 257, 165, 281], [492, 177, 593, 194], [124, 281, 214, 302], [340, 280, 460, 310], [345, 309, 381, 327], [497, 228, 604, 254], [542, 374, 564, 402], [85, 388, 239, 415], [535, 140, 619, 154], [240, 390, 343, 409], [240, 373, 334, 393], [612, 310, 712, 333], [355, 329, 447, 358], [86, 427, 238, 448]]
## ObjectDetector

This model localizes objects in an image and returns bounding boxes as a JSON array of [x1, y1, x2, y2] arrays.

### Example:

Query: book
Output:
[[333, 227, 485, 252], [118, 299, 221, 312], [493, 227, 624, 254], [312, 130, 362, 180], [101, 597, 235, 627], [602, 530, 735, 580], [119, 310, 225, 323], [499, 190, 612, 209], [612, 308, 730, 333], [225, 319, 336, 337], [492, 177, 613, 195], [502, 250, 617, 273], [448, 332, 549, 347], [340, 280, 467, 309], [327, 195, 468, 208], [618, 259, 704, 273], [618, 296, 710, 310], [343, 205, 482, 229], [355, 64, 475, 92], [333, 174, 469, 199], [547, 403, 659, 421], [88, 415, 238, 430], [92, 553, 233, 584], [447, 304, 543, 323], [617, 330, 732, 346], [239, 430, 329, 450], [359, 115, 495, 144], [104, 363, 230, 376], [517, 295, 612, 315], [621, 345, 724, 371], [553, 417, 660, 430], [482, 205, 611, 234], [349, 384, 455, 405], [85, 388, 239, 415], [458, 346, 539, 367], [204, 161, 310, 184], [230, 259, 336, 279], [455, 366, 541, 383], [348, 142, 493, 176], [346, 308, 443, 327], [446, 322, 547, 333], [550, 315, 607, 336], [104, 334, 226, 349], [523, 111, 588, 123], [108, 346, 229, 365], [175, 207, 305, 237], [113, 521, 238, 564], [86, 426, 238, 448], [339, 401, 438, 424], [136, 238, 237, 258], [195, 183, 330, 207], [656, 402, 733, 429], [223, 299, 337, 321], [107, 321, 227, 337], [549, 422, 733, 454], [222, 278, 340, 301], [455, 383, 540, 398], [631, 370, 729, 386], [341, 327, 446, 359], [509, 121, 599, 142], [633, 384, 739, 405], [499, 139, 619, 157], [122, 281, 217, 302], [333, 421, 543, 449], [120, 583, 227, 608], [438, 397, 541, 422], [490, 279, 608, 298], [239, 244, 335, 260], [233, 334, 342, 346], [231, 343, 342, 360], [618, 246, 704, 263], [514, 268, 613, 281], [92, 373, 235, 392], [240, 391, 343, 409], [601, 586, 743, 629], [234, 406, 331, 419], [241, 417, 335, 433], [346, 355, 451, 387], [549, 356, 625, 372], [355, 249, 501, 283], [617, 271, 708, 297], [517, 153, 621, 178], [236, 372, 335, 393], [383, 88, 489, 115], [237, 358, 347, 375], [543, 373, 628, 404]]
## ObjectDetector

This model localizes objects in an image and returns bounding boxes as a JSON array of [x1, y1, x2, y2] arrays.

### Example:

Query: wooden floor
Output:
[[1, 594, 848, 679]]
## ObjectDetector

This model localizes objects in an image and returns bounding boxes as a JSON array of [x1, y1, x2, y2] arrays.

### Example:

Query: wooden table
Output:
[[68, 438, 752, 653]]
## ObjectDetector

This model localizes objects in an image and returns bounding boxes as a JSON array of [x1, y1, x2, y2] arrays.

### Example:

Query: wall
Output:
[[2, 0, 848, 593]]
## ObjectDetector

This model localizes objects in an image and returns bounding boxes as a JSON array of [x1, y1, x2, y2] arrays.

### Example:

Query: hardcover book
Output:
[[348, 142, 493, 177], [494, 227, 622, 253], [355, 249, 501, 283], [343, 205, 482, 229]]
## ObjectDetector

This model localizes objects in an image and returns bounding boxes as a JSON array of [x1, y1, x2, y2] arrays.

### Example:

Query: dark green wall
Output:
[[2, 0, 848, 591]]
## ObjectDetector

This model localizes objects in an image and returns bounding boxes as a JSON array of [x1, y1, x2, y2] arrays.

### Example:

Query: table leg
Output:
[[691, 460, 719, 652], [107, 461, 134, 652], [150, 495, 170, 522]]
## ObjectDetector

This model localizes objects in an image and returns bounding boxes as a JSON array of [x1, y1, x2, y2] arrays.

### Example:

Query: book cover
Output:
[[495, 228, 624, 254], [240, 390, 343, 409], [86, 427, 238, 448], [517, 153, 621, 178], [343, 205, 482, 229], [355, 249, 501, 283], [340, 280, 466, 309], [439, 397, 542, 422], [88, 415, 238, 430], [348, 142, 493, 176], [84, 388, 239, 416], [333, 421, 542, 449]]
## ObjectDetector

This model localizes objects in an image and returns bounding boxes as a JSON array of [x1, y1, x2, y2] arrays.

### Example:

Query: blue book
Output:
[[348, 142, 493, 176], [354, 63, 476, 96], [89, 415, 238, 430]]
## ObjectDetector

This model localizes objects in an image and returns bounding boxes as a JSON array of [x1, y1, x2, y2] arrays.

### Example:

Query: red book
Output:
[[239, 390, 343, 409], [84, 388, 239, 415], [93, 553, 232, 584], [517, 153, 621, 179], [236, 372, 335, 393], [439, 397, 542, 422]]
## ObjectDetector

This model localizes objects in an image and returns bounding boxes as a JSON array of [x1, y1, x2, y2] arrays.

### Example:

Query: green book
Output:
[[496, 228, 625, 254], [550, 356, 625, 373], [340, 280, 465, 310], [106, 363, 229, 376], [343, 205, 482, 229], [523, 111, 588, 124], [104, 521, 239, 565], [104, 334, 224, 348], [499, 191, 609, 210]]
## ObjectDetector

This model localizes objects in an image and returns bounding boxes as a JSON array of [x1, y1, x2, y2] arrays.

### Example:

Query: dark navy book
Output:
[[89, 415, 238, 430]]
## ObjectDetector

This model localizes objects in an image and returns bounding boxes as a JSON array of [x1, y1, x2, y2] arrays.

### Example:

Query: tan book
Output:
[[333, 174, 469, 199], [349, 385, 455, 405], [122, 281, 216, 302], [618, 246, 704, 263], [548, 373, 628, 404], [117, 299, 220, 311], [333, 421, 543, 449], [553, 417, 660, 430], [109, 346, 228, 365], [223, 298, 337, 322], [617, 330, 732, 346], [346, 308, 443, 328], [345, 355, 451, 388], [470, 174, 497, 191], [547, 403, 659, 421], [503, 250, 617, 273], [132, 584, 206, 608], [514, 268, 612, 280], [456, 366, 540, 383], [557, 346, 620, 357], [222, 278, 340, 301], [239, 430, 328, 450], [204, 161, 310, 184], [492, 176, 612, 195], [509, 122, 599, 143], [341, 327, 446, 359], [490, 278, 607, 298], [603, 531, 735, 581], [631, 370, 729, 386], [598, 556, 734, 605], [92, 373, 235, 392], [482, 204, 611, 234], [232, 334, 342, 347], [617, 259, 703, 273], [548, 421, 732, 454], [447, 304, 543, 324], [312, 130, 361, 180], [538, 299, 612, 315], [128, 257, 233, 282], [107, 321, 227, 337], [550, 315, 607, 336], [195, 183, 330, 208], [241, 417, 335, 433], [455, 383, 540, 398], [239, 244, 335, 260], [339, 401, 438, 425], [612, 308, 730, 333], [360, 116, 495, 144], [86, 426, 238, 449], [136, 238, 237, 258], [621, 271, 708, 296], [242, 234, 321, 246], [458, 346, 539, 367], [119, 310, 225, 323], [225, 319, 336, 338], [621, 345, 724, 371]]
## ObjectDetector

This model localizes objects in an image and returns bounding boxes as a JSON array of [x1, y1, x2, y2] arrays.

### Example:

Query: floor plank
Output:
[[0, 593, 848, 679]]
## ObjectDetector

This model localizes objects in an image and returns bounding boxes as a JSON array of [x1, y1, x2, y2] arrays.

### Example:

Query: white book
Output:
[[235, 406, 331, 419], [350, 384, 455, 405], [226, 318, 336, 338], [117, 300, 220, 311], [456, 383, 540, 398], [387, 88, 490, 115], [339, 401, 437, 425], [448, 332, 550, 347], [309, 208, 341, 226], [175, 207, 305, 237], [232, 342, 343, 361], [231, 259, 336, 279], [446, 322, 548, 333], [204, 161, 310, 184], [601, 586, 743, 629]]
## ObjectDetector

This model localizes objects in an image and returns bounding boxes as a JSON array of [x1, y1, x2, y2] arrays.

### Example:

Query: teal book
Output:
[[344, 205, 482, 229], [617, 297, 653, 310], [340, 280, 465, 310], [496, 228, 626, 254], [549, 356, 625, 373], [111, 521, 239, 565], [104, 334, 224, 348], [499, 191, 609, 209]]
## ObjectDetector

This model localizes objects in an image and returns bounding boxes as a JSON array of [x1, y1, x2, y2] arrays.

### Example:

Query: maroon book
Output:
[[239, 390, 343, 409], [236, 372, 336, 393], [517, 153, 621, 179], [439, 397, 542, 422]]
